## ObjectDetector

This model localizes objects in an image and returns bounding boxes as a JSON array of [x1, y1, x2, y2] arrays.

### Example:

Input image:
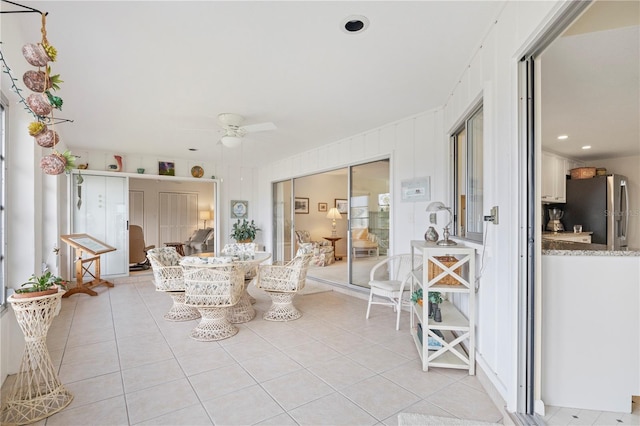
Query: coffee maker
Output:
[[547, 207, 564, 232]]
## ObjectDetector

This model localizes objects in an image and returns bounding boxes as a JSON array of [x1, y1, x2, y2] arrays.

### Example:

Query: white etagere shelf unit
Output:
[[410, 240, 476, 374]]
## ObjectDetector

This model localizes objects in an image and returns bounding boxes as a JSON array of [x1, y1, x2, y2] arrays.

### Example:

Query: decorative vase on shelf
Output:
[[433, 306, 442, 322], [425, 226, 439, 242]]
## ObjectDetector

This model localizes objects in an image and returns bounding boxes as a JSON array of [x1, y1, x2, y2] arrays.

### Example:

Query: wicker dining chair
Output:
[[182, 260, 244, 341], [146, 247, 200, 321], [254, 253, 312, 321]]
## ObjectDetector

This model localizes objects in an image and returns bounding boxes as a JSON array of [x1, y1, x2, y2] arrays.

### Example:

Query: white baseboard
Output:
[[475, 360, 515, 425]]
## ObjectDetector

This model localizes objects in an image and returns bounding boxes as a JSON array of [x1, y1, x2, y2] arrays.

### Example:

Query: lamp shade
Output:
[[426, 201, 446, 212], [326, 208, 342, 220], [199, 211, 212, 221], [221, 135, 242, 148]]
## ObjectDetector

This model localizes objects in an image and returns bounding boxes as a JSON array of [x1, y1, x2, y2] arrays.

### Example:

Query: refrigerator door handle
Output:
[[620, 180, 629, 241]]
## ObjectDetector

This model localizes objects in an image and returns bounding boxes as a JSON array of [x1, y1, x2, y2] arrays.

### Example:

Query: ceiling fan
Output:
[[217, 113, 277, 147]]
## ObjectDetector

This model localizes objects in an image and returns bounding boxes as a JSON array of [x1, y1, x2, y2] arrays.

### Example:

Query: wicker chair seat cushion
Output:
[[181, 256, 233, 265], [256, 254, 312, 293], [222, 243, 257, 260], [147, 247, 185, 291], [369, 279, 403, 292], [147, 247, 182, 265], [183, 265, 243, 307]]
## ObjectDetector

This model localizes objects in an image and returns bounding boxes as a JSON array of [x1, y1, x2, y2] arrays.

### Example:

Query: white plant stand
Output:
[[1, 290, 73, 424]]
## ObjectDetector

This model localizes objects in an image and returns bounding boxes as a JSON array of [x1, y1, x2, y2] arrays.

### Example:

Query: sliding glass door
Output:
[[349, 160, 390, 287], [270, 159, 389, 288], [272, 179, 293, 264]]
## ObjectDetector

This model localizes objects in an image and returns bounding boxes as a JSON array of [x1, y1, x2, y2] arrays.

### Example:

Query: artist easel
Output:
[[60, 234, 117, 297]]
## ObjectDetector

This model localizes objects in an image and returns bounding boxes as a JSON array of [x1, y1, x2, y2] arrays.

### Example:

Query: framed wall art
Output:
[[294, 197, 309, 214], [335, 199, 348, 214], [318, 202, 328, 212], [158, 161, 175, 176], [230, 200, 248, 219]]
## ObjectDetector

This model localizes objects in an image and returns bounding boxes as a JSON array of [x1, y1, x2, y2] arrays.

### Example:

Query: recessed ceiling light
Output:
[[582, 145, 591, 150], [341, 15, 369, 34], [557, 135, 569, 140]]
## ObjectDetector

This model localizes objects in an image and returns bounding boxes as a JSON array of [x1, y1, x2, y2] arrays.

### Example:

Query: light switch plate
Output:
[[429, 213, 437, 224]]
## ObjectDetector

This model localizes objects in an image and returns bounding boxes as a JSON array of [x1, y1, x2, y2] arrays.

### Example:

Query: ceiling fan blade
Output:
[[241, 122, 277, 133]]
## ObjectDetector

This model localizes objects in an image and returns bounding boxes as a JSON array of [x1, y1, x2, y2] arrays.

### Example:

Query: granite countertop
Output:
[[542, 240, 640, 256], [542, 231, 593, 237]]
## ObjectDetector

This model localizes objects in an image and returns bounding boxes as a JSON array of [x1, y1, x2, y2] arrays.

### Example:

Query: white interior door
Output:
[[158, 192, 198, 244], [129, 191, 144, 228]]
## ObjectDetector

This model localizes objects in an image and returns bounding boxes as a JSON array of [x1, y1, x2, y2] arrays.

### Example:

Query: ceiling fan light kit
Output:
[[221, 135, 242, 148], [217, 112, 277, 148]]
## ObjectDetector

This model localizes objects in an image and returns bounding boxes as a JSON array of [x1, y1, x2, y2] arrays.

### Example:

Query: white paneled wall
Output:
[[258, 109, 447, 261], [441, 0, 567, 412], [257, 0, 568, 413]]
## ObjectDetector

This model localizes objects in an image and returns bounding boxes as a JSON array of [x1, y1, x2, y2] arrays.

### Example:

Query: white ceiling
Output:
[[3, 1, 505, 168], [541, 2, 640, 161], [5, 1, 636, 169]]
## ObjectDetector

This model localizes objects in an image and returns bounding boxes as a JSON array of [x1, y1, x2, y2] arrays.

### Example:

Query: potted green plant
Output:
[[230, 219, 260, 242], [410, 288, 423, 306], [14, 271, 67, 299]]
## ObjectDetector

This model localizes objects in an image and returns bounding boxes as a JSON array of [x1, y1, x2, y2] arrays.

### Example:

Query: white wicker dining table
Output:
[[181, 251, 271, 324]]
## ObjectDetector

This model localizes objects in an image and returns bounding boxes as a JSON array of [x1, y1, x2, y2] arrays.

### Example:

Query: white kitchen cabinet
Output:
[[410, 241, 476, 373], [541, 151, 567, 203]]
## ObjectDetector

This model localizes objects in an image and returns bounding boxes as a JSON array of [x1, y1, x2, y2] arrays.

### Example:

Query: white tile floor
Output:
[[3, 274, 504, 425], [544, 397, 639, 426]]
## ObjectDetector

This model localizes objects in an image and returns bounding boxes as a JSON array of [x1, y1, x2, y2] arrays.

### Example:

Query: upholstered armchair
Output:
[[184, 228, 215, 255], [146, 247, 200, 321], [294, 230, 334, 266], [129, 225, 155, 270]]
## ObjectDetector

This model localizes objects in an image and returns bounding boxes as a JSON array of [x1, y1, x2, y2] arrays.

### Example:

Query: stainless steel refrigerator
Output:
[[562, 174, 629, 249]]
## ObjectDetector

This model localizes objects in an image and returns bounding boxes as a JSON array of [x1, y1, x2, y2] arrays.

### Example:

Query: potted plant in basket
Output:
[[14, 271, 67, 299], [230, 219, 260, 243]]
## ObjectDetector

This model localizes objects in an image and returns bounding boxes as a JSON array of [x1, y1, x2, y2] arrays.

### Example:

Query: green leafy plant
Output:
[[411, 288, 423, 304], [16, 271, 67, 294], [230, 219, 260, 241], [46, 66, 63, 90], [45, 90, 63, 110], [428, 291, 443, 305]]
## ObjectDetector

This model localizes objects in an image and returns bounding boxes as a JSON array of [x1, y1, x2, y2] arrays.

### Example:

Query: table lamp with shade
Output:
[[326, 207, 342, 237], [199, 210, 212, 228], [426, 201, 457, 246]]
